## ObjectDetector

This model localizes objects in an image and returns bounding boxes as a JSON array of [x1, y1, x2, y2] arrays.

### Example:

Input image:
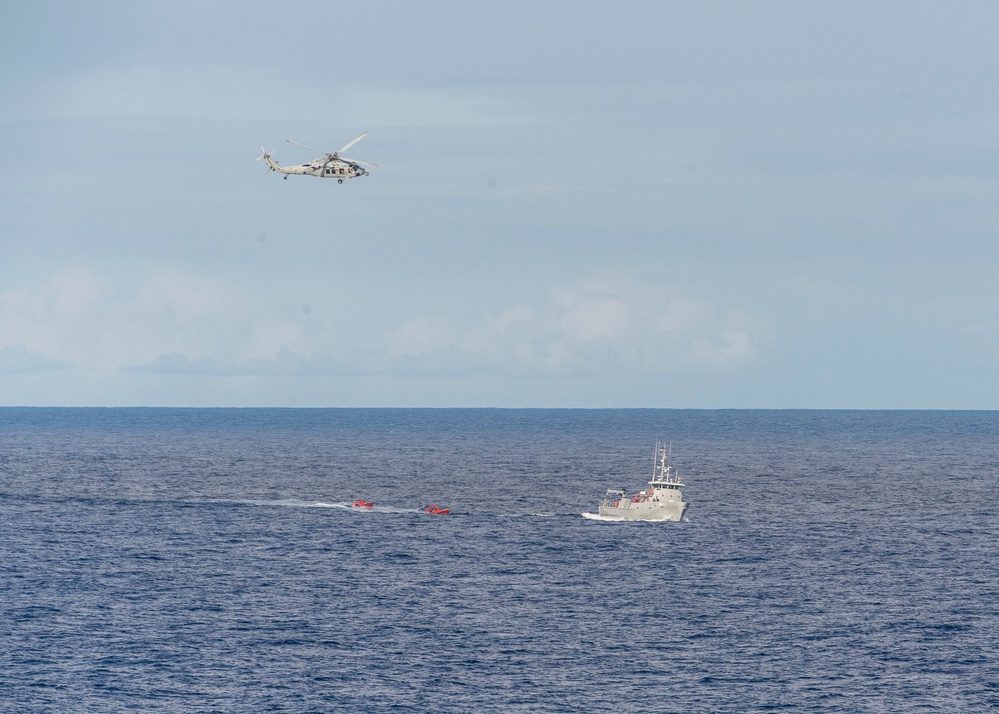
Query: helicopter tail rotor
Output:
[[256, 145, 275, 172]]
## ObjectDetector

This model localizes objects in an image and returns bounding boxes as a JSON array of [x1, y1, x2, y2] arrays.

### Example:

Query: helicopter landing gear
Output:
[[338, 179, 343, 184], [283, 175, 288, 180]]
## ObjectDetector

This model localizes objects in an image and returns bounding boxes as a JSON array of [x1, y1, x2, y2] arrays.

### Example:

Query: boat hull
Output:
[[594, 500, 688, 521]]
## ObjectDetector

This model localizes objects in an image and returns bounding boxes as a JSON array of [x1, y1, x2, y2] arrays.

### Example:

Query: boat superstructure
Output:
[[585, 441, 689, 521]]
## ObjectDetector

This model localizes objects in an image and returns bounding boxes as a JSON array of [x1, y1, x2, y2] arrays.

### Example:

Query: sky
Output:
[[1, 1, 998, 408]]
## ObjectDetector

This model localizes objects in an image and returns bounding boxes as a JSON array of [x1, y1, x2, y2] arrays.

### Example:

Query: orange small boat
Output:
[[352, 499, 374, 508], [425, 504, 450, 515]]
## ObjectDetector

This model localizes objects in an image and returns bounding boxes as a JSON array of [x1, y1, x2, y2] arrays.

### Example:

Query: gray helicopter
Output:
[[257, 132, 377, 183]]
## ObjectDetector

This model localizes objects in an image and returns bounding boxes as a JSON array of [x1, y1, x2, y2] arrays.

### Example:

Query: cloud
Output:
[[0, 345, 67, 374], [3, 265, 757, 393], [383, 274, 758, 376], [126, 347, 339, 377], [557, 295, 631, 342], [389, 315, 457, 358], [690, 331, 757, 368], [0, 267, 306, 372]]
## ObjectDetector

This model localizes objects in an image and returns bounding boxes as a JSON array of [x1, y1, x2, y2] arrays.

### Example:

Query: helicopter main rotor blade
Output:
[[287, 139, 321, 153], [336, 132, 368, 155], [341, 157, 378, 168]]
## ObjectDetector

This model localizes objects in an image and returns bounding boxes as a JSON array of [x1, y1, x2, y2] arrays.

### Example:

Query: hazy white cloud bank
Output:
[[387, 274, 758, 377], [1, 268, 757, 387], [127, 347, 338, 377], [0, 267, 311, 377], [0, 345, 67, 374]]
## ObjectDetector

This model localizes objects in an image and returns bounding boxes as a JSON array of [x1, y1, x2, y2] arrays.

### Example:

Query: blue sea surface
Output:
[[1, 408, 998, 712]]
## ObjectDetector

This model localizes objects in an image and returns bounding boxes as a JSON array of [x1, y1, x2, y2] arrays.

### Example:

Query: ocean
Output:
[[1, 408, 997, 712]]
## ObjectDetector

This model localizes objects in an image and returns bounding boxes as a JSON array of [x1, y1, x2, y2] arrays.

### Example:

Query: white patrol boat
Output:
[[583, 441, 689, 521]]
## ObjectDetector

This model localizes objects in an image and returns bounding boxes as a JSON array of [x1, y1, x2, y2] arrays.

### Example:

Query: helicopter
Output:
[[257, 132, 377, 183]]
